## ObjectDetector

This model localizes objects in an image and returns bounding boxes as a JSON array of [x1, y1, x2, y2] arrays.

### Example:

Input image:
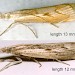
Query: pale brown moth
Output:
[[0, 42, 75, 71], [0, 3, 75, 38]]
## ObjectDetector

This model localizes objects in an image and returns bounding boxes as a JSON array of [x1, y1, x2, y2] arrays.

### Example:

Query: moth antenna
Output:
[[55, 59, 70, 66], [0, 57, 22, 72], [0, 22, 38, 38], [32, 58, 42, 67]]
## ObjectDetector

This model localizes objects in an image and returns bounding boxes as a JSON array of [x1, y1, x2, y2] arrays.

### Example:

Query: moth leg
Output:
[[0, 22, 38, 38], [32, 58, 42, 67], [50, 23, 59, 28], [0, 57, 22, 72], [0, 21, 17, 36], [21, 56, 42, 67], [20, 23, 38, 38], [55, 59, 70, 66]]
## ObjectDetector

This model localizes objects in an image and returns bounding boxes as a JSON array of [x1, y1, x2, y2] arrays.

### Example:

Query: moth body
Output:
[[0, 3, 75, 37], [0, 42, 75, 60]]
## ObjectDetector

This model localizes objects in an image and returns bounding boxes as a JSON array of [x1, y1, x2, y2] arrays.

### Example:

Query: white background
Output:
[[0, 0, 75, 75]]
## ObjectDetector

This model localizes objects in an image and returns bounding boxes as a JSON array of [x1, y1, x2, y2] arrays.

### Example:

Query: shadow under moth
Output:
[[0, 42, 75, 71], [0, 3, 75, 38]]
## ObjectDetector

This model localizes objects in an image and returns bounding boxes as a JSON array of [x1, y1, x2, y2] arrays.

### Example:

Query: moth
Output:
[[0, 42, 75, 71], [0, 3, 75, 38]]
